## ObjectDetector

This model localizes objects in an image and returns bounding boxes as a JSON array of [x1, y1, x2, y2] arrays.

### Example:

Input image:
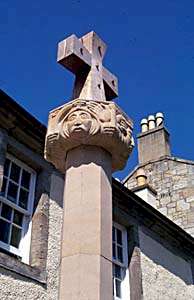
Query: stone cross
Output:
[[57, 31, 118, 101], [45, 31, 134, 300]]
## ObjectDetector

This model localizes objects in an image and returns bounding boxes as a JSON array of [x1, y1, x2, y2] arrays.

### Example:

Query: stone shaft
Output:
[[59, 146, 112, 300]]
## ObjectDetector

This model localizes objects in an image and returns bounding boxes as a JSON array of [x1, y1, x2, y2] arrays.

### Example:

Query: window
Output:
[[113, 223, 129, 300], [0, 154, 36, 263]]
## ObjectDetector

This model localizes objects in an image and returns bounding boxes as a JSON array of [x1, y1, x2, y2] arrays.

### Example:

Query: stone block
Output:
[[59, 254, 112, 300], [174, 218, 183, 226], [177, 200, 190, 212], [160, 196, 171, 206], [156, 200, 160, 208], [173, 182, 187, 190], [186, 196, 194, 203], [159, 207, 167, 215], [188, 165, 194, 174], [167, 202, 176, 208], [168, 207, 176, 215], [187, 212, 194, 225], [176, 167, 187, 175], [173, 211, 185, 219]]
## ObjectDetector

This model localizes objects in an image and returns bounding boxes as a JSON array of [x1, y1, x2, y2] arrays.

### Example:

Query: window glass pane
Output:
[[113, 243, 116, 259], [4, 159, 10, 177], [0, 219, 10, 243], [10, 163, 21, 183], [7, 182, 18, 203], [0, 178, 7, 196], [117, 229, 122, 245], [21, 170, 31, 189], [10, 226, 22, 248], [13, 210, 23, 226], [114, 265, 122, 279], [112, 227, 115, 241], [115, 279, 121, 298], [117, 246, 123, 263], [1, 203, 12, 221], [19, 189, 29, 209]]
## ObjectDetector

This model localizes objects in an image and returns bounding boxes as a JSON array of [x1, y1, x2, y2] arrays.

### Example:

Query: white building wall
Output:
[[139, 228, 194, 300]]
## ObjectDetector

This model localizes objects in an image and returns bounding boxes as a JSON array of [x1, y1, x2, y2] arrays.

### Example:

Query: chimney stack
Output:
[[138, 112, 171, 164], [136, 168, 147, 186], [131, 168, 157, 208]]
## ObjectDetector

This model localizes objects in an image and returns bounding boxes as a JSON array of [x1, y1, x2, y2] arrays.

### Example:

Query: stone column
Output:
[[44, 31, 134, 300], [60, 146, 112, 300]]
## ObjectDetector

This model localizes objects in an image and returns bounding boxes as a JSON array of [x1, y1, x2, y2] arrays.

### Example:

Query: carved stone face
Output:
[[66, 109, 92, 137], [117, 115, 129, 137]]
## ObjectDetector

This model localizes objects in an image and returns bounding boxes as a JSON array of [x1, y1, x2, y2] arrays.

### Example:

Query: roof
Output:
[[0, 89, 47, 155], [123, 155, 194, 184]]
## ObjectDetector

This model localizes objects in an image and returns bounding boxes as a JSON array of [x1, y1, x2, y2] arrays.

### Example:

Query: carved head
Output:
[[66, 109, 92, 137], [116, 114, 132, 137], [60, 101, 101, 139]]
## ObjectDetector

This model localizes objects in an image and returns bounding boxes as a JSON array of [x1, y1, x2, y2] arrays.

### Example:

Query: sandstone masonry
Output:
[[125, 113, 194, 237]]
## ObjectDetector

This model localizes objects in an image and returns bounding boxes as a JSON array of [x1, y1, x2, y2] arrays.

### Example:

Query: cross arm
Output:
[[57, 34, 92, 74], [102, 67, 118, 100]]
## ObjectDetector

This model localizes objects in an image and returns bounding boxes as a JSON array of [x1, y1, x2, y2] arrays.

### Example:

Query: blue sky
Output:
[[1, 0, 194, 179]]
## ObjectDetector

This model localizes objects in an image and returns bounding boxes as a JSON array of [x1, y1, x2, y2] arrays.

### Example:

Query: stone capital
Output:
[[45, 99, 134, 173]]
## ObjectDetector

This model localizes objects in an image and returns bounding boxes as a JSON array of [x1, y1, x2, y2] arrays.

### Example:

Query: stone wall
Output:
[[0, 92, 65, 299], [0, 169, 64, 300], [0, 267, 46, 300], [0, 125, 64, 299], [139, 228, 194, 300], [125, 157, 194, 236]]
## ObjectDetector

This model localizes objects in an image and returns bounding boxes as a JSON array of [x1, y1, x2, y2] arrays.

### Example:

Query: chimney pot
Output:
[[141, 118, 148, 133], [155, 112, 164, 127], [148, 115, 155, 130]]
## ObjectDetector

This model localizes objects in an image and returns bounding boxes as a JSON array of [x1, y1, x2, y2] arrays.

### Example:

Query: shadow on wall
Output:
[[139, 227, 194, 285]]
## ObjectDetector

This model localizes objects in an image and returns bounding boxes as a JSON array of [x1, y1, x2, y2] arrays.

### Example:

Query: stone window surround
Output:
[[113, 222, 130, 300], [0, 153, 36, 263], [0, 129, 52, 284], [0, 250, 46, 284], [113, 210, 143, 300]]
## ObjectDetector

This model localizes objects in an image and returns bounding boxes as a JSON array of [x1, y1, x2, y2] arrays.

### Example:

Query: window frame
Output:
[[0, 153, 36, 263], [113, 222, 129, 300]]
